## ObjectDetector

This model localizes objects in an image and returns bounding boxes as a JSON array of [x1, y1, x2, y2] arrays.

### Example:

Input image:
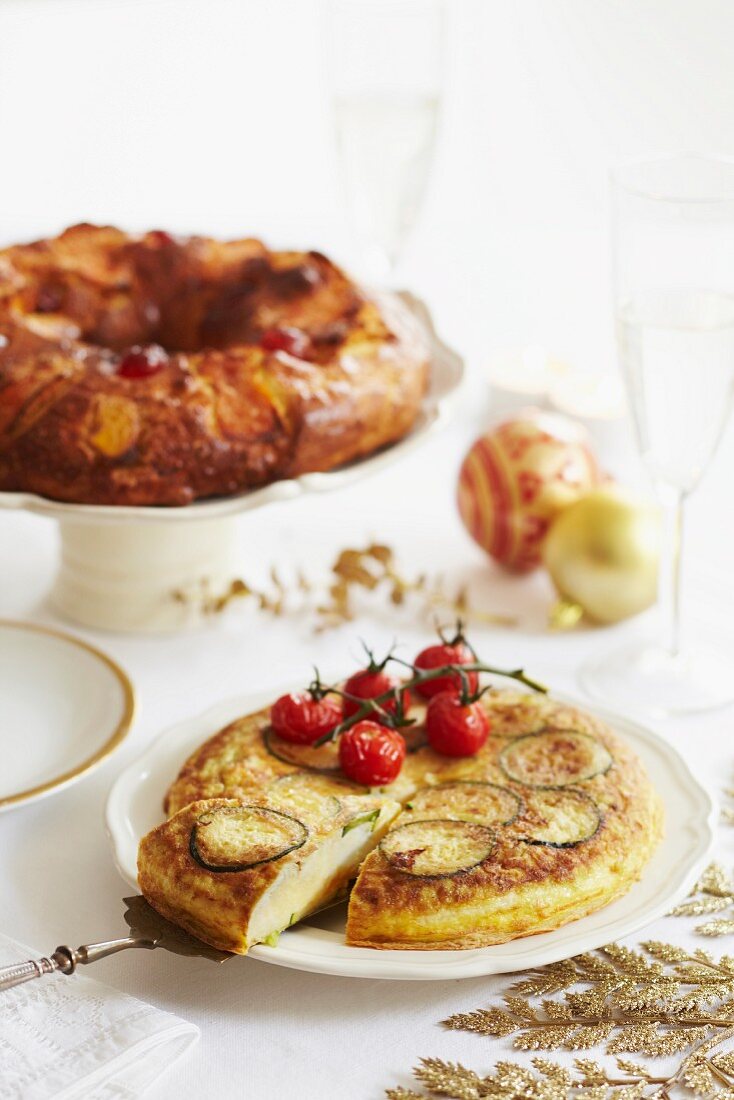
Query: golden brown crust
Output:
[[346, 709, 663, 949], [0, 224, 429, 506], [164, 707, 373, 815], [166, 689, 644, 809], [138, 792, 397, 954], [138, 798, 287, 953], [347, 802, 664, 950], [159, 688, 663, 952]]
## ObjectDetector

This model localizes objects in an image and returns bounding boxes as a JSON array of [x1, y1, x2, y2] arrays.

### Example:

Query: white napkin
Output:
[[0, 932, 199, 1100]]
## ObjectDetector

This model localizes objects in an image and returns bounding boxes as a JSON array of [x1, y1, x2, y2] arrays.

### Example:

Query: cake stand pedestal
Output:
[[0, 293, 463, 633], [52, 516, 240, 632]]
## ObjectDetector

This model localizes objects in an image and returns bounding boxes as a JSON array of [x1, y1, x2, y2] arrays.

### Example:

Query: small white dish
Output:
[[0, 621, 135, 811], [106, 683, 715, 981]]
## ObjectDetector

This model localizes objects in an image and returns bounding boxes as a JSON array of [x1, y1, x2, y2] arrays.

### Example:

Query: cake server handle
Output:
[[0, 933, 158, 992]]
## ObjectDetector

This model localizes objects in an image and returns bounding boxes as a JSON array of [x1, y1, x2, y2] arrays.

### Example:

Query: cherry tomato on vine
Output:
[[342, 668, 411, 723], [414, 640, 478, 699], [425, 691, 490, 757], [270, 691, 342, 745], [338, 720, 406, 786]]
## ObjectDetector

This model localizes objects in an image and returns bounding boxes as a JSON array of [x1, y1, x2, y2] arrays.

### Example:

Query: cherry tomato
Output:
[[425, 691, 490, 757], [270, 691, 342, 745], [414, 641, 478, 699], [342, 668, 411, 723], [338, 720, 406, 786]]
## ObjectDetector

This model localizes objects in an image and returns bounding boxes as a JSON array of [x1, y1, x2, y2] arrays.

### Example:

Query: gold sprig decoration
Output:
[[386, 1040, 734, 1099], [172, 542, 515, 630], [387, 941, 734, 1098], [721, 788, 734, 829], [318, 545, 512, 629], [669, 863, 734, 938]]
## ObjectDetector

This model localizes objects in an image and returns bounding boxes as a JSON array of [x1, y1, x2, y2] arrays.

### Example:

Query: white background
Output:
[[1, 2, 734, 1098], [2, 0, 734, 368]]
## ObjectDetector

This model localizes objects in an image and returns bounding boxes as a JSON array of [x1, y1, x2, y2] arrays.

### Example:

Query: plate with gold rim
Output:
[[105, 682, 715, 980], [0, 620, 135, 811]]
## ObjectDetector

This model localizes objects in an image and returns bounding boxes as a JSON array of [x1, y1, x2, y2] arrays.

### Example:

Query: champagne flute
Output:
[[324, 0, 444, 283], [581, 155, 734, 716]]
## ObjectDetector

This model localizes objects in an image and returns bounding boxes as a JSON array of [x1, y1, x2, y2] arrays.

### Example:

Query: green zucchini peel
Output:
[[342, 808, 380, 837]]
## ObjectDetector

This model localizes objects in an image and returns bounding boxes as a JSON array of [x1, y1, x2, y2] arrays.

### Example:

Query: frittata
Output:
[[138, 688, 662, 954]]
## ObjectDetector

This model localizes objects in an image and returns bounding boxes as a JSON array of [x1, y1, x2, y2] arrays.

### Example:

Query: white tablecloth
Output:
[[0, 932, 198, 1100], [1, 388, 733, 1098]]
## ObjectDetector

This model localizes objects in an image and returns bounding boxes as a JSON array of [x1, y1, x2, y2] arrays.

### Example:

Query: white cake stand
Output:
[[0, 294, 464, 633]]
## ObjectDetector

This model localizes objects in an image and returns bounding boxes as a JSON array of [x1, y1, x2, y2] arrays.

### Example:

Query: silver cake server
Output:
[[0, 895, 231, 992]]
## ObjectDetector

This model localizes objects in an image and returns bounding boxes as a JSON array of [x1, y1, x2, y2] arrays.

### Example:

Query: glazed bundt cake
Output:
[[0, 224, 430, 506]]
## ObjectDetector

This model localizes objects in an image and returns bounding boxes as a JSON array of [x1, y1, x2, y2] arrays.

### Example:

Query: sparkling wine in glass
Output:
[[581, 156, 734, 716], [618, 288, 734, 497], [325, 0, 444, 283]]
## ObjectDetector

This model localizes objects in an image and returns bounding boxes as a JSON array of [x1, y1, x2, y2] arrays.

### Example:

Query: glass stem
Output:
[[665, 488, 685, 659]]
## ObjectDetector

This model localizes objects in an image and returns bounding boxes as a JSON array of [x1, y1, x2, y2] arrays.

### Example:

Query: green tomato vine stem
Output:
[[313, 662, 547, 746]]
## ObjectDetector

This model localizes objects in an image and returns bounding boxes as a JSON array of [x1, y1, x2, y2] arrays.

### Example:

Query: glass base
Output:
[[579, 642, 734, 718]]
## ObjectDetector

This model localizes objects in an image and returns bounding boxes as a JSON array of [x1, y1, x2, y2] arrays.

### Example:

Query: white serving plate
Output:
[[0, 293, 463, 632], [106, 682, 715, 981], [0, 621, 135, 812]]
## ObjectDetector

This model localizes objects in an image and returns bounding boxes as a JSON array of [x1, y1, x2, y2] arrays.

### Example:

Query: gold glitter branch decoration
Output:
[[173, 542, 516, 630], [386, 1038, 734, 1099], [669, 863, 734, 938], [444, 943, 734, 1051], [387, 941, 734, 1098], [720, 788, 734, 829]]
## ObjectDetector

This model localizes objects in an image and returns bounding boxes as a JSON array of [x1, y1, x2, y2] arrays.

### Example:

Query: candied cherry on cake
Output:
[[414, 622, 479, 699], [425, 689, 490, 758], [342, 652, 411, 724], [117, 344, 168, 379], [260, 326, 311, 359], [148, 229, 176, 248], [338, 720, 406, 787], [270, 677, 341, 745]]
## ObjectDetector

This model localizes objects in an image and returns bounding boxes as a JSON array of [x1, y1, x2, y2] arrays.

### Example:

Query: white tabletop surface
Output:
[[2, 3, 734, 1095]]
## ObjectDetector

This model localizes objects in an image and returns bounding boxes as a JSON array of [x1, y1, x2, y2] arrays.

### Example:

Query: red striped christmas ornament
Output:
[[457, 409, 601, 573]]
